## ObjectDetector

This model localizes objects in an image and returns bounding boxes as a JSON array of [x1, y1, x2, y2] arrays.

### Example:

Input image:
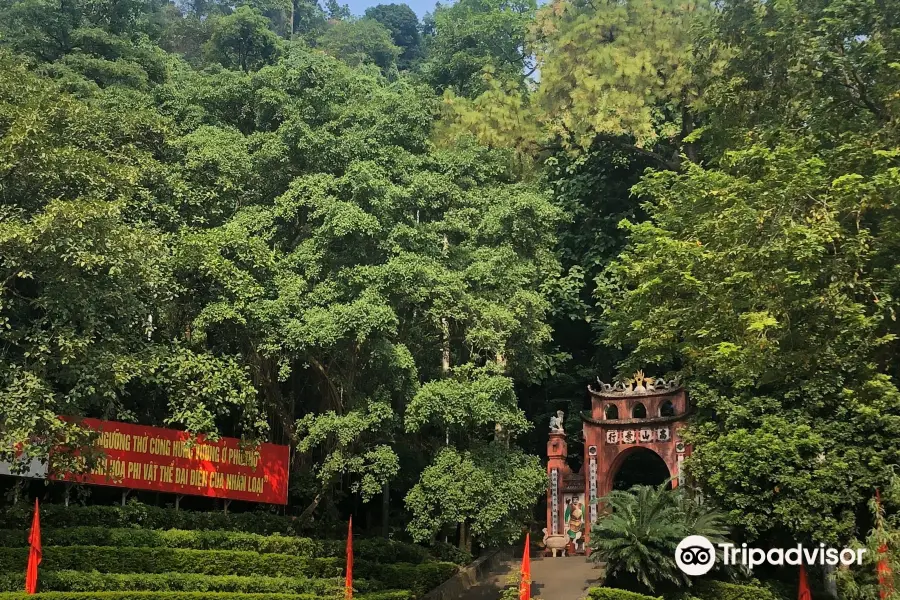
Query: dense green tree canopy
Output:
[[2, 0, 900, 579], [315, 17, 400, 71], [0, 0, 557, 549], [596, 0, 900, 548], [364, 3, 423, 69], [422, 0, 536, 97], [206, 5, 282, 71]]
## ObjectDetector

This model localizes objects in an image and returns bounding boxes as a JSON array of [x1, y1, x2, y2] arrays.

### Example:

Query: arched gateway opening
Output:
[[611, 447, 671, 491], [545, 371, 692, 556]]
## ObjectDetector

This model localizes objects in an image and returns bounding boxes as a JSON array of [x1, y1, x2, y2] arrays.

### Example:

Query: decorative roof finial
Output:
[[588, 371, 680, 397]]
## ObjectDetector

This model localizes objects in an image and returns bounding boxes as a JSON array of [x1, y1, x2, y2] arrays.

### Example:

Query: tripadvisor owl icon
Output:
[[675, 536, 867, 575], [676, 535, 716, 576]]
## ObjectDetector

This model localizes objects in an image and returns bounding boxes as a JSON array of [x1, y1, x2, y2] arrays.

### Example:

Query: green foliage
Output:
[[422, 0, 536, 97], [0, 53, 268, 472], [690, 580, 779, 600], [0, 594, 413, 600], [206, 6, 281, 71], [324, 0, 351, 20], [0, 525, 437, 564], [0, 528, 435, 564], [364, 4, 422, 70], [532, 0, 711, 151], [0, 545, 454, 588], [404, 443, 546, 547], [0, 0, 558, 538], [316, 18, 400, 72], [599, 141, 900, 543], [0, 528, 319, 554], [588, 484, 729, 593], [354, 562, 457, 597], [0, 546, 318, 578], [0, 504, 303, 536], [425, 541, 473, 565], [297, 402, 400, 502], [435, 0, 717, 163], [700, 0, 900, 156], [833, 474, 900, 600], [317, 538, 433, 564], [405, 369, 531, 436], [586, 588, 661, 600], [0, 572, 343, 595], [0, 594, 322, 600]]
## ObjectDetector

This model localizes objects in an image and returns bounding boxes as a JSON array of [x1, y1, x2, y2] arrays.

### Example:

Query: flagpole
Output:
[[25, 498, 41, 595], [876, 489, 895, 600], [345, 516, 353, 600], [798, 563, 812, 600], [519, 532, 531, 600]]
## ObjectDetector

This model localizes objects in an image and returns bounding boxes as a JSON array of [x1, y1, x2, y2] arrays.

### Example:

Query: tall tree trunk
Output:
[[681, 104, 699, 164], [441, 318, 450, 373], [441, 233, 451, 446], [458, 520, 468, 552], [494, 352, 509, 446], [298, 493, 322, 523], [822, 564, 838, 599]]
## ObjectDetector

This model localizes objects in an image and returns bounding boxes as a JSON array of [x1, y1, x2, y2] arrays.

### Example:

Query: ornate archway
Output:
[[608, 446, 671, 491], [545, 371, 692, 555]]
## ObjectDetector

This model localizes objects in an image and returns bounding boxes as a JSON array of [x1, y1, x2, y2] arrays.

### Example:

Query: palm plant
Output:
[[589, 481, 730, 594]]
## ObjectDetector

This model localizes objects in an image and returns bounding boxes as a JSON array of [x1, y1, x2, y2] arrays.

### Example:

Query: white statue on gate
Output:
[[549, 410, 565, 433]]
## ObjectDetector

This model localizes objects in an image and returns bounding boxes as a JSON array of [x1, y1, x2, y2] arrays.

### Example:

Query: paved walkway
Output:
[[461, 555, 604, 600]]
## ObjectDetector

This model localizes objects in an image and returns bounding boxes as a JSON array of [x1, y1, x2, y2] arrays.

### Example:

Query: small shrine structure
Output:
[[545, 371, 692, 555]]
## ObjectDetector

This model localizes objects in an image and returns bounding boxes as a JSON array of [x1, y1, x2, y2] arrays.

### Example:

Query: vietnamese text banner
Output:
[[52, 418, 289, 504]]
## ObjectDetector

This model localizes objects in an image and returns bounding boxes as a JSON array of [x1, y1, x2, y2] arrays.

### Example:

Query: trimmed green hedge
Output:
[[0, 529, 317, 557], [316, 539, 430, 565], [0, 529, 433, 565], [0, 547, 455, 593], [587, 589, 661, 600], [354, 562, 457, 598], [0, 504, 304, 536], [0, 547, 318, 578], [0, 593, 413, 600], [692, 580, 780, 600], [0, 595, 322, 600], [425, 541, 472, 566], [587, 582, 777, 600], [0, 572, 390, 595]]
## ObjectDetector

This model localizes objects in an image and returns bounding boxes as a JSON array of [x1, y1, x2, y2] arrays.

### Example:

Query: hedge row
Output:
[[0, 529, 431, 564], [0, 529, 316, 557], [586, 581, 779, 600], [0, 504, 304, 537], [0, 547, 456, 594], [587, 589, 660, 600], [0, 547, 319, 578], [692, 580, 781, 600], [0, 593, 413, 600], [424, 541, 472, 566], [354, 562, 457, 598], [0, 572, 385, 595]]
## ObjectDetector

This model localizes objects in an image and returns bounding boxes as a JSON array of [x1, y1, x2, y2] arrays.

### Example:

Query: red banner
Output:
[[51, 418, 289, 504]]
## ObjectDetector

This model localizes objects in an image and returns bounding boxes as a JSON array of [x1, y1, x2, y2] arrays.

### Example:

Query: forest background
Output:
[[1, 0, 899, 580]]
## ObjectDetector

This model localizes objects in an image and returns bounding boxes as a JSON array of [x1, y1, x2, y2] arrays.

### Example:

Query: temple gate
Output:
[[545, 371, 692, 556]]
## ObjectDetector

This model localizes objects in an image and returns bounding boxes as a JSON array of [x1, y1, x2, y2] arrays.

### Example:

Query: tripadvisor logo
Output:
[[675, 536, 867, 576]]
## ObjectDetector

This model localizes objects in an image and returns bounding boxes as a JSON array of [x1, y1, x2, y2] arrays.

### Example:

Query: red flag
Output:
[[876, 490, 895, 599], [344, 516, 353, 600], [519, 533, 531, 600], [798, 564, 812, 600], [25, 498, 41, 594]]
